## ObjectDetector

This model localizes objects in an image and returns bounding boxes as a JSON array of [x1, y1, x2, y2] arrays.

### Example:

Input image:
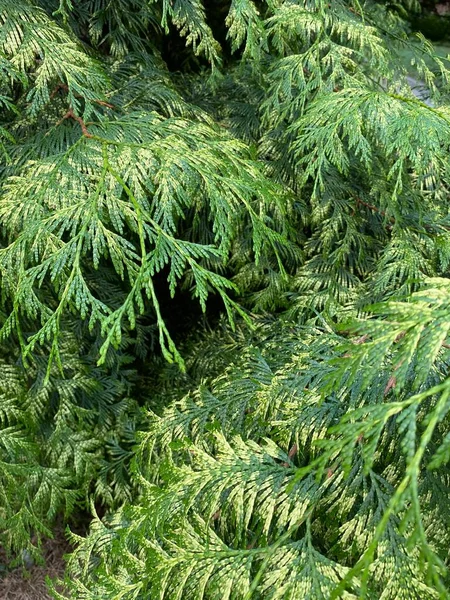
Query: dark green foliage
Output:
[[56, 283, 450, 598], [0, 320, 140, 561], [2, 0, 450, 598], [413, 15, 450, 42]]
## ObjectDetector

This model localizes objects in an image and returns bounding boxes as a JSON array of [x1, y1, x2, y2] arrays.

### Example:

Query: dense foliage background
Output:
[[2, 0, 450, 598]]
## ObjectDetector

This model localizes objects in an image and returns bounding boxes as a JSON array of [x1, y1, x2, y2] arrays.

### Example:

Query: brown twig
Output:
[[282, 443, 298, 467], [51, 81, 115, 109], [355, 196, 450, 234], [50, 83, 69, 99], [384, 375, 396, 396], [355, 197, 392, 221], [94, 99, 115, 108], [288, 443, 298, 460], [57, 108, 93, 138]]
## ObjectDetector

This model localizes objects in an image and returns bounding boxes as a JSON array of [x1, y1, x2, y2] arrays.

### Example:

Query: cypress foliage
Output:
[[1, 0, 450, 598]]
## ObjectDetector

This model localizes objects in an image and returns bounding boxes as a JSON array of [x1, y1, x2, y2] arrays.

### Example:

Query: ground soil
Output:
[[0, 529, 69, 600]]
